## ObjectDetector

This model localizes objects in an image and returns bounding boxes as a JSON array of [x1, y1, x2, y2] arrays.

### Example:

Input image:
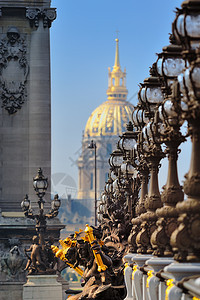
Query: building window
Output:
[[90, 173, 93, 190], [107, 143, 112, 156]]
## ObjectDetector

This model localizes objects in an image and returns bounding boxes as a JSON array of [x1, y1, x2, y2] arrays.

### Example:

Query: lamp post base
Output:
[[23, 275, 62, 300]]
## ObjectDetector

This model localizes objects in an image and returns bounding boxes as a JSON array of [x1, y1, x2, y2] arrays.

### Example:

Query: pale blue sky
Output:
[[50, 0, 191, 198]]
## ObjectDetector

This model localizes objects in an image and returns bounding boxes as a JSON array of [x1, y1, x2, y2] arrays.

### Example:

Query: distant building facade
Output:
[[77, 38, 134, 205], [60, 39, 134, 233], [58, 196, 95, 238]]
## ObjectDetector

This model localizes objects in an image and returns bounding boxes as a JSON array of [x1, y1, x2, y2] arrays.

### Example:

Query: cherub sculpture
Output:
[[24, 235, 56, 275]]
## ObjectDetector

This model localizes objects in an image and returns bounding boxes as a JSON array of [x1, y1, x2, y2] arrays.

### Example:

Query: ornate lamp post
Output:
[[97, 193, 105, 223], [118, 121, 137, 159], [21, 168, 61, 275], [170, 49, 200, 261], [88, 140, 97, 226], [21, 168, 61, 249], [151, 89, 185, 256], [138, 65, 164, 116], [150, 38, 186, 256], [173, 0, 200, 61], [118, 121, 139, 219], [109, 147, 124, 173], [156, 35, 186, 95], [132, 105, 150, 220], [135, 67, 165, 254], [127, 108, 149, 253], [169, 0, 200, 262], [108, 147, 126, 217]]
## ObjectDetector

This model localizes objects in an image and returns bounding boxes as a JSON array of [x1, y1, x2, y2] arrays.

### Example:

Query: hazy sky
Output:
[[50, 0, 191, 199]]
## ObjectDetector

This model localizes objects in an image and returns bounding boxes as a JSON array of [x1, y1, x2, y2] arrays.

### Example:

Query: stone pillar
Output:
[[0, 2, 64, 300], [27, 11, 53, 209], [0, 0, 55, 212], [23, 275, 62, 300], [131, 254, 153, 300], [124, 254, 134, 300]]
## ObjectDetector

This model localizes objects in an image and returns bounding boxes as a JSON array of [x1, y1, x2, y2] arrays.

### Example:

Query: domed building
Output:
[[77, 38, 134, 203]]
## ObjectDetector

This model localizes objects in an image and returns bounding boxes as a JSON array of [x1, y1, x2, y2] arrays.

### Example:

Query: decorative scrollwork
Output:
[[0, 27, 29, 114], [184, 173, 200, 197], [26, 8, 56, 28]]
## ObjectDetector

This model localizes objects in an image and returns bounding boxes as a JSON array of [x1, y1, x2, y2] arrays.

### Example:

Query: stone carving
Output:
[[0, 239, 26, 281], [0, 27, 29, 114], [26, 8, 56, 28]]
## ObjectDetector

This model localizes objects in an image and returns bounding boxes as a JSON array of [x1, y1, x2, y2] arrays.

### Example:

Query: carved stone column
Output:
[[136, 145, 164, 254], [0, 2, 63, 300], [0, 0, 56, 212], [151, 129, 184, 257], [124, 254, 134, 300], [27, 10, 56, 209]]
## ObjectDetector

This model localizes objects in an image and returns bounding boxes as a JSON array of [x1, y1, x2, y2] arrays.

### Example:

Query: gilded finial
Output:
[[106, 34, 128, 102], [114, 35, 120, 68]]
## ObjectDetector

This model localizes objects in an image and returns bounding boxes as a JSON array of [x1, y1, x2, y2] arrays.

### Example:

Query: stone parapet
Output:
[[23, 275, 62, 300], [0, 0, 51, 8]]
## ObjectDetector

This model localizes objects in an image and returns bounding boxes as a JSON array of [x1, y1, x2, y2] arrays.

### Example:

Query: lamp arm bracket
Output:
[[24, 211, 35, 220], [46, 210, 58, 219]]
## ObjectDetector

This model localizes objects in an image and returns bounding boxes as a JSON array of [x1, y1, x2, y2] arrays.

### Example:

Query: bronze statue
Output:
[[52, 225, 126, 300], [24, 235, 56, 275]]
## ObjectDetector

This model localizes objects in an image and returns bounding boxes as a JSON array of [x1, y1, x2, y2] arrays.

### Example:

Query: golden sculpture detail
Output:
[[84, 224, 107, 272], [51, 226, 107, 275], [51, 224, 126, 300], [51, 238, 83, 276]]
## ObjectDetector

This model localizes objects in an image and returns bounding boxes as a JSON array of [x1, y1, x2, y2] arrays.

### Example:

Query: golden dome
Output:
[[84, 99, 134, 137], [84, 38, 133, 138]]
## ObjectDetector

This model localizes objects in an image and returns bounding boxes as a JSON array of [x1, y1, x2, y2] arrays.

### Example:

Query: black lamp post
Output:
[[21, 168, 61, 249], [173, 0, 200, 61], [109, 147, 124, 172], [138, 64, 164, 117], [156, 35, 186, 95], [88, 140, 97, 226], [134, 66, 166, 254], [171, 50, 200, 261], [146, 37, 186, 257], [169, 0, 200, 262]]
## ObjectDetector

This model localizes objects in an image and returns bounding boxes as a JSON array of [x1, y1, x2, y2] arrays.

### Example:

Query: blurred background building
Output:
[[59, 38, 134, 235]]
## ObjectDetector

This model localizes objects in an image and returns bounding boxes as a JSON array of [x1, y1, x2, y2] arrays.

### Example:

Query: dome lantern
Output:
[[107, 38, 128, 101]]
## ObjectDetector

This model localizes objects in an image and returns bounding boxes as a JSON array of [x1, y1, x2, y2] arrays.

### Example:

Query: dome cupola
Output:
[[84, 38, 133, 138]]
